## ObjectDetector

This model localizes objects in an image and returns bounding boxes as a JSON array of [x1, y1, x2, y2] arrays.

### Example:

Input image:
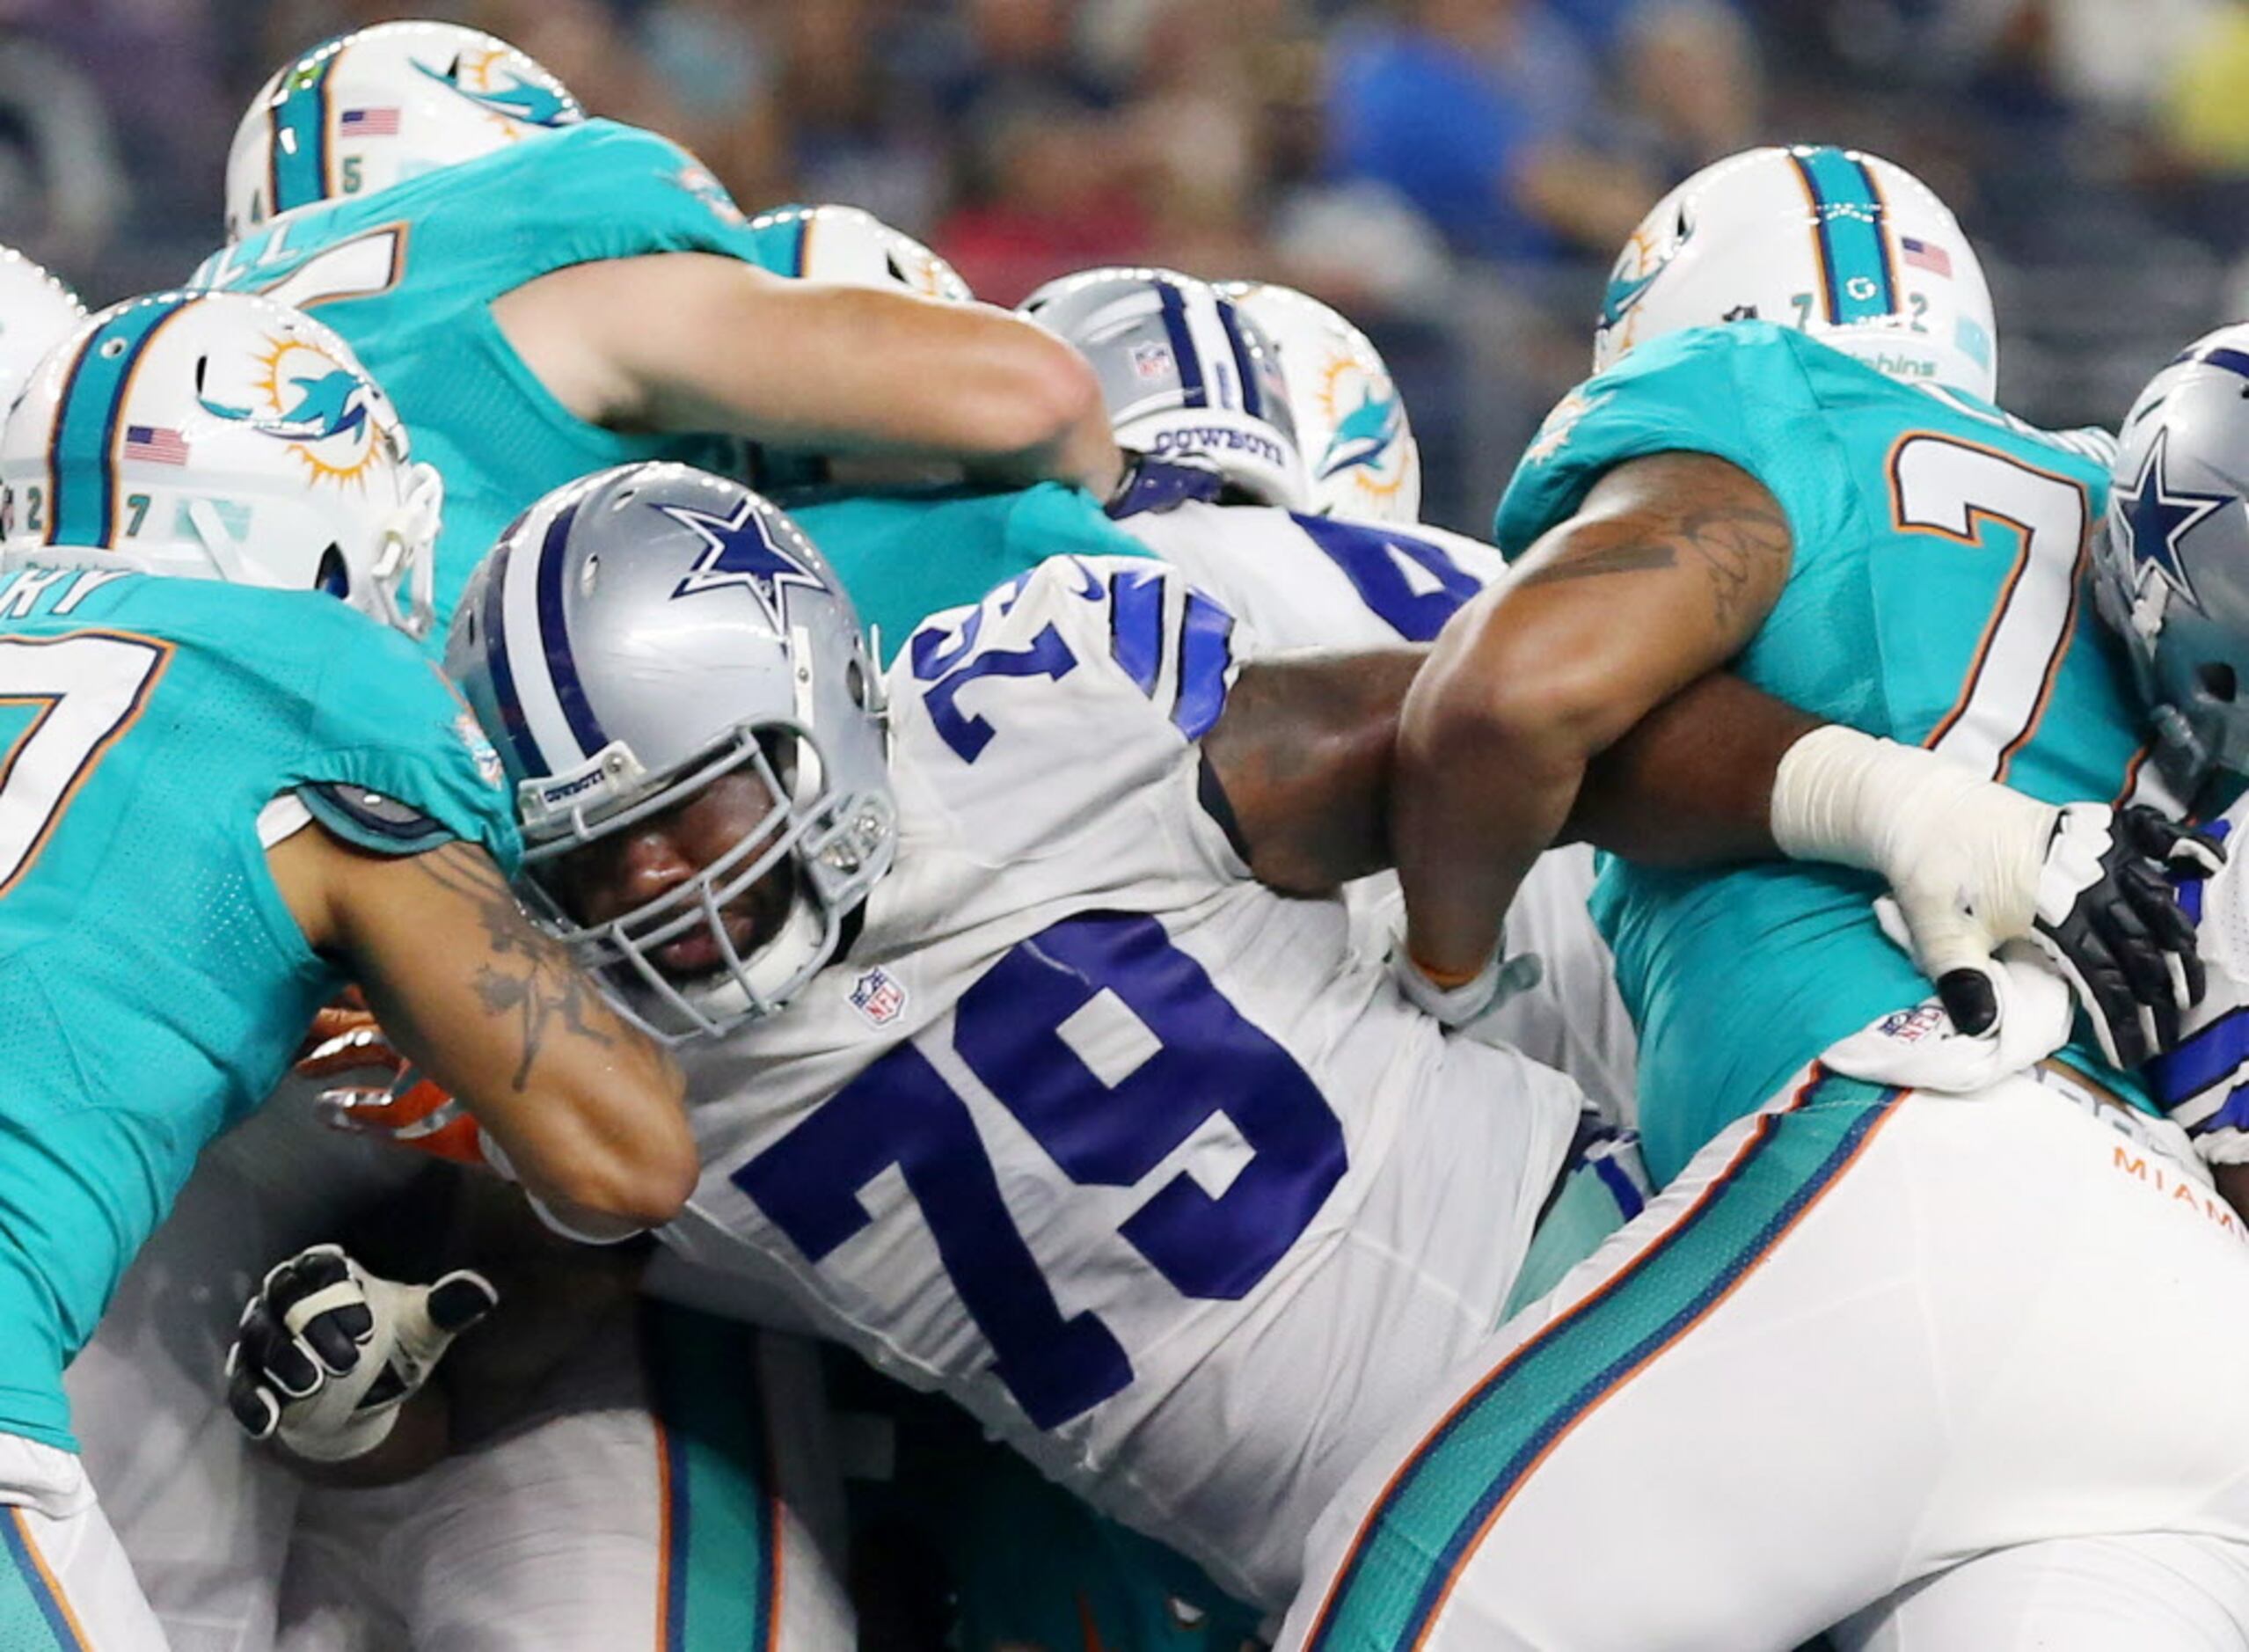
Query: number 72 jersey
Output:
[[1500, 319, 2143, 1181], [656, 557, 1588, 1612]]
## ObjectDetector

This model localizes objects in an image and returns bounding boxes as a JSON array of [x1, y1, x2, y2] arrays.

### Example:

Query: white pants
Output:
[[65, 1089, 424, 1652], [1281, 1067, 2249, 1652], [277, 1311, 854, 1651], [0, 1432, 170, 1649], [1836, 1533, 2249, 1650]]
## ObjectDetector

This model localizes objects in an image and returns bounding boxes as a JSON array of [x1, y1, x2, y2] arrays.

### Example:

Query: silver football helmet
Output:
[[2099, 325, 2249, 797], [1019, 267, 1307, 509], [446, 463, 895, 1041]]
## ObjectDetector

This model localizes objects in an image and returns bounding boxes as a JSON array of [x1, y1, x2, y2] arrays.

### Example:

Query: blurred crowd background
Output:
[[5, 0, 2246, 530]]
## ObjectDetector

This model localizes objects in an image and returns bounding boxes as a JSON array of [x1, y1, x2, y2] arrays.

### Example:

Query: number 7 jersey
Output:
[[1498, 319, 2139, 1182], [656, 557, 1588, 1612]]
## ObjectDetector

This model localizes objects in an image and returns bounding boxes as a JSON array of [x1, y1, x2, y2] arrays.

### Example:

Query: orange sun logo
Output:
[[246, 333, 382, 489]]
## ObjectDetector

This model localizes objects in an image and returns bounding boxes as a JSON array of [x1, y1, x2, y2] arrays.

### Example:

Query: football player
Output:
[[230, 457, 2200, 1629], [190, 19, 1123, 647], [0, 289, 691, 1648], [1283, 146, 2249, 1649]]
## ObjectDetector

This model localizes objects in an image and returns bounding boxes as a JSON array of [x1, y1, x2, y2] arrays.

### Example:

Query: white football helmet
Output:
[[1020, 267, 1307, 510], [1593, 144, 1998, 403], [1220, 280, 1420, 523], [1, 290, 440, 635], [225, 21, 583, 242], [0, 249, 82, 412], [750, 203, 974, 303]]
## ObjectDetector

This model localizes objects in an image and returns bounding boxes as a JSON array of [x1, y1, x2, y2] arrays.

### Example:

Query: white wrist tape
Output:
[[1771, 724, 2055, 929]]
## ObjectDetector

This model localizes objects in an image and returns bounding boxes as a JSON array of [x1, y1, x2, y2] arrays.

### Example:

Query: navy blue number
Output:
[[729, 1039, 1133, 1430], [1293, 514, 1481, 640], [917, 621, 1077, 762], [955, 913, 1344, 1300], [734, 912, 1346, 1428]]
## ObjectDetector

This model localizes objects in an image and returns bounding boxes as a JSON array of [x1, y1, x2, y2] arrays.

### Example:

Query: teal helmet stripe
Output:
[[47, 296, 199, 547], [268, 48, 340, 216], [1790, 147, 1898, 325]]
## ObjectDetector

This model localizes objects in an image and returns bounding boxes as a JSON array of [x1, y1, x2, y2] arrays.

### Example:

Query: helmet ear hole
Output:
[[2201, 662, 2238, 705], [315, 545, 350, 600]]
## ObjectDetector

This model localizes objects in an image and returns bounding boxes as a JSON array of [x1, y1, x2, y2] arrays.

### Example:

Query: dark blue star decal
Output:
[[2115, 427, 2234, 610], [661, 495, 823, 626]]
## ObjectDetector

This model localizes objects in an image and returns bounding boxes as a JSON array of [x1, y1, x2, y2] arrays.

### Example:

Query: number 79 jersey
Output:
[[658, 557, 1587, 1610], [1498, 320, 2140, 1182]]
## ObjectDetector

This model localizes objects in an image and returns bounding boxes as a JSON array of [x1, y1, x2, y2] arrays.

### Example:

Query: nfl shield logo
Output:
[[1130, 340, 1174, 382], [849, 966, 908, 1027]]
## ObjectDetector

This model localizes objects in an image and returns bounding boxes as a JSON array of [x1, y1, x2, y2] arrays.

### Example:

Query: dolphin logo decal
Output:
[[1601, 209, 1696, 330], [201, 369, 369, 443], [412, 56, 575, 127], [1317, 387, 1402, 480]]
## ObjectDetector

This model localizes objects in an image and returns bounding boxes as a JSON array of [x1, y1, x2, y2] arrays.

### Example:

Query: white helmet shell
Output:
[[1220, 280, 1420, 524], [225, 21, 583, 242], [1020, 267, 1307, 510], [1594, 144, 1997, 404], [0, 249, 82, 412], [750, 203, 974, 303], [0, 291, 441, 636]]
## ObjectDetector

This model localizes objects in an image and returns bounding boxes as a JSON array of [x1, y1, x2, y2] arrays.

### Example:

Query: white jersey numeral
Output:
[[252, 225, 408, 311], [1889, 434, 2091, 780], [0, 632, 169, 895]]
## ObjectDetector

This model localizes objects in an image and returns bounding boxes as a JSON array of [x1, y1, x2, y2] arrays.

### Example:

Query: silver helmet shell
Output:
[[1019, 267, 1307, 509], [2099, 326, 2249, 797], [446, 463, 895, 1041]]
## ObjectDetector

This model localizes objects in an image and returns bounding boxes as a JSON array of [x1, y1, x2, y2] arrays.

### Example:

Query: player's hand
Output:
[[2018, 804, 2223, 1069], [296, 1003, 494, 1170], [224, 1244, 496, 1462]]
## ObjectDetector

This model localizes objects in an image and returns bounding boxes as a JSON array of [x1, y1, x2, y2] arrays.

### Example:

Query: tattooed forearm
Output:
[[406, 844, 617, 1090], [1515, 455, 1791, 632]]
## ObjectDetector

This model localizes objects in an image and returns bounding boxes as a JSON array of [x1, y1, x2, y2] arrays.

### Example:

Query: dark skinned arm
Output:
[[1392, 452, 1791, 981], [1201, 653, 1815, 896], [1201, 451, 1796, 898]]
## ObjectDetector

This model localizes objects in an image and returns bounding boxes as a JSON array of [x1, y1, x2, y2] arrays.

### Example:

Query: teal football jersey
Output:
[[1498, 323, 2141, 1184], [0, 566, 518, 1451], [187, 120, 800, 642], [793, 483, 1157, 665]]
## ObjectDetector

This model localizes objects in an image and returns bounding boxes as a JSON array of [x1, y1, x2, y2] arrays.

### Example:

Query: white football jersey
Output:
[[658, 557, 1587, 1608], [1116, 501, 1639, 1116], [1114, 499, 1508, 652]]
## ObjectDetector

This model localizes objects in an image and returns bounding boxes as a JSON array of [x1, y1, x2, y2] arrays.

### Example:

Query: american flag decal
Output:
[[123, 425, 188, 465], [341, 106, 400, 135], [1900, 237, 1953, 278]]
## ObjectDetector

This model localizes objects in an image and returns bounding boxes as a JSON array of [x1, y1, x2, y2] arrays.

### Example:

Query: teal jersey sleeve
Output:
[[1496, 323, 1842, 555], [794, 484, 1156, 664], [1495, 330, 2149, 1185], [0, 568, 516, 1452], [188, 121, 798, 648]]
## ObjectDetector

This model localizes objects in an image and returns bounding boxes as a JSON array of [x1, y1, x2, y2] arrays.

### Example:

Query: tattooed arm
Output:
[[267, 830, 697, 1227], [1393, 451, 1793, 983]]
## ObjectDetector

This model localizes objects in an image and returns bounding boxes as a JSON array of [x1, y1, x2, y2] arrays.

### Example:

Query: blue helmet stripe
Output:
[[532, 499, 609, 759], [479, 540, 545, 781], [1790, 147, 1896, 325], [1157, 284, 1208, 410], [47, 295, 196, 548], [2201, 346, 2249, 382], [1215, 296, 1264, 420], [269, 48, 337, 216]]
